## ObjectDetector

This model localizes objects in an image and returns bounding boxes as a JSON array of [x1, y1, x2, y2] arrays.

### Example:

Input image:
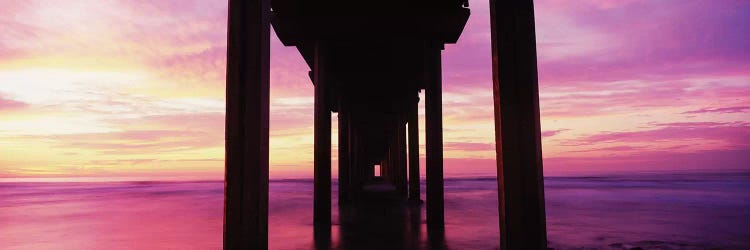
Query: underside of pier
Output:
[[224, 0, 547, 249]]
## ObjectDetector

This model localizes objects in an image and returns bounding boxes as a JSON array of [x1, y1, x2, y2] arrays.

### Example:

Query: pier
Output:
[[223, 0, 546, 249]]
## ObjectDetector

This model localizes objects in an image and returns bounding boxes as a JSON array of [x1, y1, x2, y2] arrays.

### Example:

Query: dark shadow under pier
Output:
[[315, 178, 448, 250]]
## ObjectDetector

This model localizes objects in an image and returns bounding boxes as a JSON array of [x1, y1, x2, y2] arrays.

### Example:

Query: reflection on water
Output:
[[0, 172, 748, 249]]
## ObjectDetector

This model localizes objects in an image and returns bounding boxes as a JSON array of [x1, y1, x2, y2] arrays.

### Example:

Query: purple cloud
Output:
[[566, 122, 750, 146], [541, 129, 568, 138], [545, 147, 750, 175], [536, 0, 750, 85], [683, 106, 750, 114]]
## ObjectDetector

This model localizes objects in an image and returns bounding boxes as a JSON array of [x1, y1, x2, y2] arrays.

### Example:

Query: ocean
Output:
[[1, 172, 748, 249]]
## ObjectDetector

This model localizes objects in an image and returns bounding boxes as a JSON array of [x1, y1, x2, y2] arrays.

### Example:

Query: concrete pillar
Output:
[[394, 128, 399, 186], [385, 145, 393, 181], [356, 131, 368, 185], [338, 105, 350, 204], [490, 0, 548, 249], [348, 110, 356, 197], [380, 157, 386, 179], [223, 0, 270, 249], [314, 42, 332, 227], [350, 125, 361, 198], [425, 45, 444, 229], [397, 122, 408, 195], [408, 97, 420, 202]]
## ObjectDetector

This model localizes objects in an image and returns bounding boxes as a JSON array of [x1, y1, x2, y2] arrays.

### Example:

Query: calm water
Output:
[[1, 172, 748, 249]]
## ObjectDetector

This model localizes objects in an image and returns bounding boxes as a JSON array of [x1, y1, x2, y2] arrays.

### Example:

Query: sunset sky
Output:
[[1, 0, 748, 180]]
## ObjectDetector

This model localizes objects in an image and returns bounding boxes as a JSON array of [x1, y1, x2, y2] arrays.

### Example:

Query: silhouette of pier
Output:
[[223, 0, 546, 249]]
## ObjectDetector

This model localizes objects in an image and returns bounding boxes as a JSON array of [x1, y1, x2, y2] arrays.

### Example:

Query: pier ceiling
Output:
[[271, 0, 470, 46]]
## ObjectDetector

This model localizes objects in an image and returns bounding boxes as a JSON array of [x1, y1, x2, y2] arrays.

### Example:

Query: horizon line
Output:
[[1, 168, 747, 183]]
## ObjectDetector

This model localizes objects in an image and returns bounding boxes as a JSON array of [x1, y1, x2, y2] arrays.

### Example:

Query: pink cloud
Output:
[[540, 79, 750, 118], [16, 111, 227, 155], [545, 148, 750, 175], [535, 0, 750, 84], [0, 2, 48, 60], [565, 122, 750, 147], [149, 46, 227, 86], [443, 147, 750, 176], [0, 95, 28, 111], [541, 129, 568, 138], [442, 0, 750, 90], [566, 145, 645, 154], [683, 106, 750, 114]]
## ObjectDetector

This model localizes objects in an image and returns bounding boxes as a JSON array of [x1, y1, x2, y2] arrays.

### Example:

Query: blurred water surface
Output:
[[1, 172, 748, 249]]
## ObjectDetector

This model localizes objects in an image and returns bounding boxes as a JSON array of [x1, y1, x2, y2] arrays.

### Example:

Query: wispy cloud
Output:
[[683, 106, 750, 114], [566, 122, 750, 147], [541, 129, 568, 138]]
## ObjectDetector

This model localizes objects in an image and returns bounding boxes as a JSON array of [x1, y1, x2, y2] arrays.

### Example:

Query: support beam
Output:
[[390, 142, 396, 181], [350, 126, 361, 199], [490, 0, 548, 249], [425, 45, 444, 229], [408, 97, 420, 202], [338, 105, 350, 204], [367, 162, 374, 180], [381, 157, 386, 179], [314, 42, 332, 227], [348, 109, 356, 198], [397, 122, 408, 195], [385, 146, 393, 181], [223, 0, 270, 249]]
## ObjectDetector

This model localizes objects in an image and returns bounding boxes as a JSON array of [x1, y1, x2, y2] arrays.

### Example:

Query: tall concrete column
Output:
[[425, 45, 444, 229], [397, 122, 408, 195], [314, 42, 332, 227], [223, 0, 270, 249], [350, 125, 361, 198], [408, 96, 420, 202], [490, 0, 548, 249], [338, 105, 350, 204], [381, 156, 387, 179], [388, 146, 393, 182]]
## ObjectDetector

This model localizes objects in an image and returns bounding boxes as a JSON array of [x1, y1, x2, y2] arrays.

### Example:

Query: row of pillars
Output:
[[224, 0, 546, 249], [377, 96, 418, 201], [327, 43, 440, 218], [338, 96, 423, 207], [337, 96, 377, 206]]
